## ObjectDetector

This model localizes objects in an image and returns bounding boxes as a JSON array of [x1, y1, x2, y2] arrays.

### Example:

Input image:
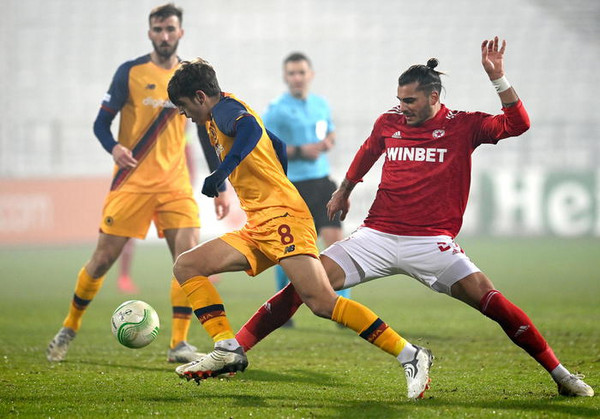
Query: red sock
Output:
[[235, 283, 304, 352], [480, 290, 560, 372]]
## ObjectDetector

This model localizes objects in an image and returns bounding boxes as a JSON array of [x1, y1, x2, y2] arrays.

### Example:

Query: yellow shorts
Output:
[[221, 213, 319, 276], [100, 189, 200, 239]]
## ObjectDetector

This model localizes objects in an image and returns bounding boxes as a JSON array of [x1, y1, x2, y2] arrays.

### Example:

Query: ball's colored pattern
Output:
[[111, 300, 160, 349]]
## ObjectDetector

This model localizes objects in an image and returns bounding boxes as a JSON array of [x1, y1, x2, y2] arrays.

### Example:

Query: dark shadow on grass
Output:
[[244, 368, 350, 387], [62, 360, 349, 388], [141, 390, 409, 415], [417, 395, 599, 417]]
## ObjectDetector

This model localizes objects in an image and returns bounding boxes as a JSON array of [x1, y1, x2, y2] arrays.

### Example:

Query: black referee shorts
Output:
[[292, 176, 342, 233]]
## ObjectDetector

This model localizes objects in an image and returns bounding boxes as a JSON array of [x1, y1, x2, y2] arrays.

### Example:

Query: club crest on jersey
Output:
[[432, 129, 445, 139]]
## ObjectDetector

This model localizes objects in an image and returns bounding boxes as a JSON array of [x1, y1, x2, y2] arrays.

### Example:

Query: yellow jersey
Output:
[[206, 93, 311, 227], [100, 54, 190, 193]]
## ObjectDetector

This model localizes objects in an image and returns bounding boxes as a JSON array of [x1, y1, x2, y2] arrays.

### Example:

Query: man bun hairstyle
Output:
[[168, 58, 221, 106], [426, 58, 439, 70], [398, 58, 444, 95]]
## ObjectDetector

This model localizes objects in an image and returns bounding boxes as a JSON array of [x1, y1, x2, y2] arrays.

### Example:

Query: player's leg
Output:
[[163, 227, 206, 363], [272, 265, 294, 327], [46, 232, 129, 361], [172, 236, 252, 381], [306, 176, 349, 300], [235, 251, 349, 352], [451, 272, 594, 397], [281, 254, 432, 399], [117, 238, 139, 294], [237, 227, 431, 353], [237, 225, 390, 352], [157, 191, 210, 363], [320, 226, 350, 299], [235, 282, 303, 351]]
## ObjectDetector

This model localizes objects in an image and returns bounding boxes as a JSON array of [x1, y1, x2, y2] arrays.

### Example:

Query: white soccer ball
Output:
[[111, 300, 160, 349]]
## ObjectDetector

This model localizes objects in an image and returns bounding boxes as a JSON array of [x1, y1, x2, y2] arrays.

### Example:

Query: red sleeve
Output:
[[475, 100, 531, 146], [346, 116, 386, 183]]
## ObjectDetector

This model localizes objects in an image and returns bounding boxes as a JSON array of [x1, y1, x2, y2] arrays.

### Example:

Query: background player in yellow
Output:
[[165, 58, 434, 399], [46, 4, 230, 364]]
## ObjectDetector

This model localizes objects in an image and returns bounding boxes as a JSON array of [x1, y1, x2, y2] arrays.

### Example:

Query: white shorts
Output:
[[321, 227, 480, 295]]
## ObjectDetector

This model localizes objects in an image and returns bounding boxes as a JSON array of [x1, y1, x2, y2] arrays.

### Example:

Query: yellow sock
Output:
[[332, 296, 407, 356], [180, 276, 235, 343], [170, 277, 193, 349], [63, 267, 105, 332]]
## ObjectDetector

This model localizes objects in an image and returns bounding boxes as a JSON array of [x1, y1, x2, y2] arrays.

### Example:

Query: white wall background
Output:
[[2, 0, 599, 237]]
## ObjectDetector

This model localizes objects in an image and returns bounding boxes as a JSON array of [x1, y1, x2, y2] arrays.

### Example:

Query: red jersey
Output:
[[346, 101, 530, 237]]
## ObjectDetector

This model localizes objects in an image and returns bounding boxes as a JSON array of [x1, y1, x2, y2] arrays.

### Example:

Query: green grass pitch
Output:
[[1, 238, 598, 418]]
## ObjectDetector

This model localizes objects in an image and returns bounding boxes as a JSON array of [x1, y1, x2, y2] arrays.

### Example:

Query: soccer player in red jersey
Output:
[[235, 37, 594, 397]]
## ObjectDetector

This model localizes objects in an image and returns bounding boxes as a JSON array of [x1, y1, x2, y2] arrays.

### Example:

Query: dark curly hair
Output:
[[167, 58, 221, 106]]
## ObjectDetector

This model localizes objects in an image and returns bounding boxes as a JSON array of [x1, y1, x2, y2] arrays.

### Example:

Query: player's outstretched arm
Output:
[[481, 36, 519, 107]]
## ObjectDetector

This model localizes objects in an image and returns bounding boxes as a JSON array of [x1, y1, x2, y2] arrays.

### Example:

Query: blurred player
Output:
[[116, 238, 138, 294], [234, 37, 594, 397], [116, 142, 197, 294], [46, 3, 230, 364], [263, 53, 349, 328], [165, 58, 433, 400]]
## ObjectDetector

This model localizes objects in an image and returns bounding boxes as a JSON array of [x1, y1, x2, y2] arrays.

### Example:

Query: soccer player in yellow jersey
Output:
[[46, 4, 230, 364], [166, 58, 434, 399]]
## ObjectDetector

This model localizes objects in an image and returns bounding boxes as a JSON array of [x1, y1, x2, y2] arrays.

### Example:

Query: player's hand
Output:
[[213, 190, 231, 220], [112, 144, 138, 169], [327, 187, 351, 221], [202, 169, 228, 198], [481, 36, 506, 80]]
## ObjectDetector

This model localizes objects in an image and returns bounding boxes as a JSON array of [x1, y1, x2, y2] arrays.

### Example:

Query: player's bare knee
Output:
[[452, 272, 495, 308], [173, 252, 192, 283], [173, 250, 209, 283]]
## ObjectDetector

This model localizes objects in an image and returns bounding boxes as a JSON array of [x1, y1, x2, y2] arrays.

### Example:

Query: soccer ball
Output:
[[111, 300, 160, 349]]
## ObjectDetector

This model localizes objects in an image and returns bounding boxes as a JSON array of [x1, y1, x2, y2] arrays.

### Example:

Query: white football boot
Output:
[[401, 345, 434, 399], [176, 347, 248, 383], [46, 327, 76, 362], [557, 374, 594, 397]]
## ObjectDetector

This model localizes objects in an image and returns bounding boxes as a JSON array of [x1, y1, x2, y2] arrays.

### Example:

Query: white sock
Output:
[[550, 364, 570, 382], [215, 338, 240, 351], [396, 342, 417, 365]]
